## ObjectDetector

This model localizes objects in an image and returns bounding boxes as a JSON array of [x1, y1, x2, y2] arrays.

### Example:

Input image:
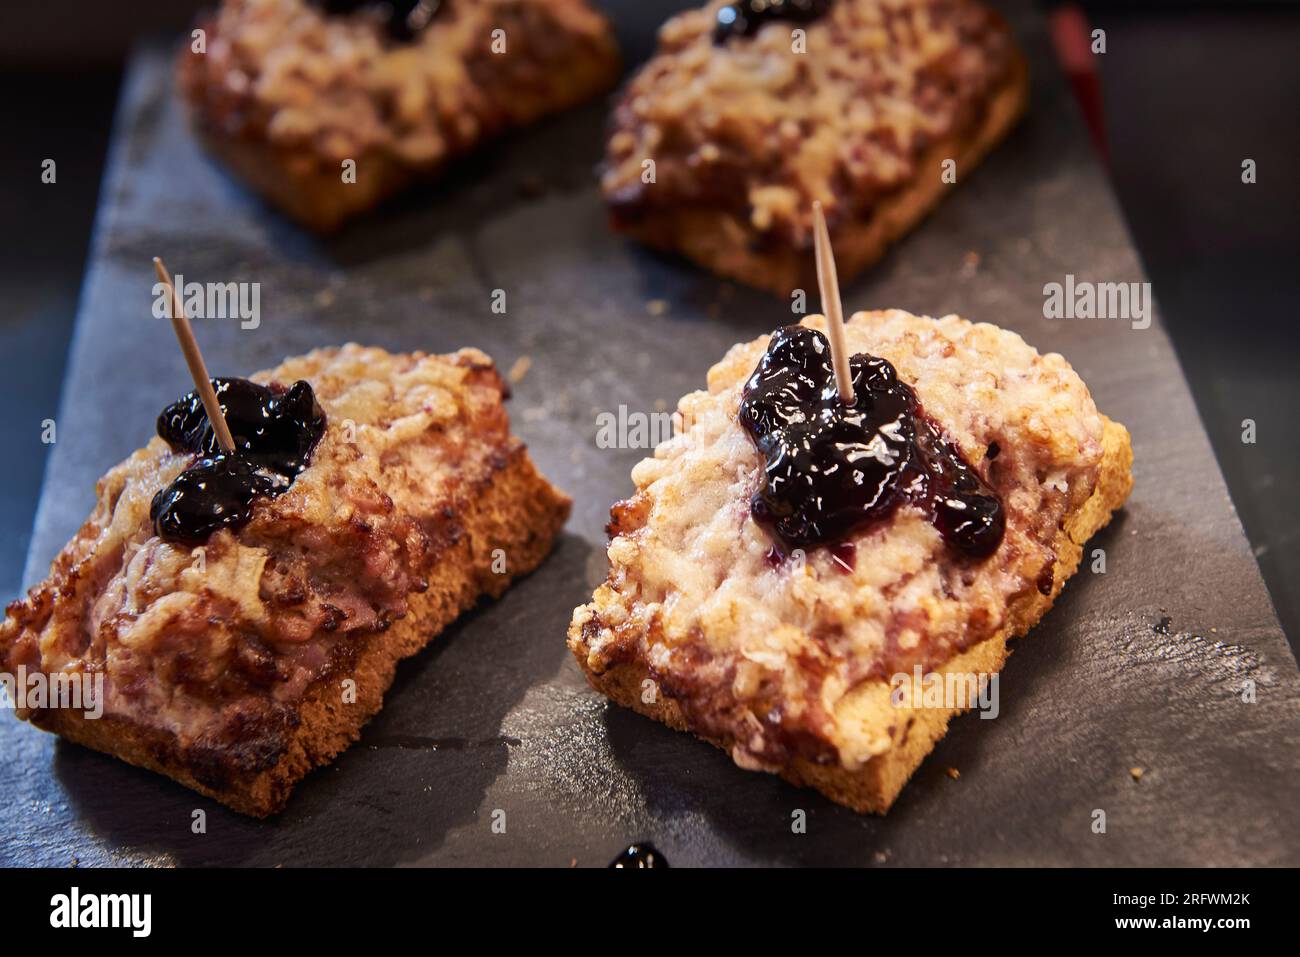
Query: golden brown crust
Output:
[[568, 312, 1134, 813], [603, 0, 1029, 293], [2, 345, 571, 817], [178, 0, 621, 231], [186, 121, 416, 234]]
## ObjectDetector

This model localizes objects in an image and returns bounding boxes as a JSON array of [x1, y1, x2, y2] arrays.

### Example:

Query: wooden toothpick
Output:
[[812, 201, 855, 406], [153, 256, 236, 453]]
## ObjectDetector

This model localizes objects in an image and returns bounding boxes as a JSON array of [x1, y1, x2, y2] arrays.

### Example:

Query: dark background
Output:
[[1, 0, 1297, 651]]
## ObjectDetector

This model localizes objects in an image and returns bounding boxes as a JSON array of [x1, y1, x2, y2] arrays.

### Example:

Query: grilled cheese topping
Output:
[[603, 0, 1021, 245], [3, 345, 521, 753], [573, 311, 1105, 769], [182, 0, 618, 168]]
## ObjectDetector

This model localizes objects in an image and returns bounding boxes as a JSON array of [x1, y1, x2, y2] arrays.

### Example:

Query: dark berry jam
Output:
[[609, 842, 670, 869], [714, 0, 833, 44], [738, 326, 1005, 560], [150, 378, 326, 545], [310, 0, 443, 41]]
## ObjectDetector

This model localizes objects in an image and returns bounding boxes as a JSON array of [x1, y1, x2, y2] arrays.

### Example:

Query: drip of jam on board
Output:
[[738, 325, 1005, 560], [310, 0, 444, 41], [150, 378, 326, 545], [609, 843, 670, 868], [714, 0, 833, 44]]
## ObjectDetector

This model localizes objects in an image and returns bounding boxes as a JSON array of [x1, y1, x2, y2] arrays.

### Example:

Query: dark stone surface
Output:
[[2, 1, 1297, 866], [1086, 1, 1300, 651], [0, 69, 121, 602]]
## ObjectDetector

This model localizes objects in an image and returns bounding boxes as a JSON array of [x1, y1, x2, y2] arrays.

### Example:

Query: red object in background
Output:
[[1050, 3, 1109, 164]]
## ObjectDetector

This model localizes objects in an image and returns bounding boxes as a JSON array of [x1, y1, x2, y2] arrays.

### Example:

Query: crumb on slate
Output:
[[508, 356, 531, 384]]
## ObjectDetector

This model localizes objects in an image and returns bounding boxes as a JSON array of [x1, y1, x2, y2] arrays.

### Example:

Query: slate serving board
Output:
[[4, 0, 1297, 867]]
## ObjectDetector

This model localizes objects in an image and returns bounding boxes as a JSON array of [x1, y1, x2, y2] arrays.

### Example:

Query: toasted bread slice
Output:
[[569, 311, 1133, 813], [1, 345, 570, 816], [179, 0, 621, 232], [603, 0, 1028, 293]]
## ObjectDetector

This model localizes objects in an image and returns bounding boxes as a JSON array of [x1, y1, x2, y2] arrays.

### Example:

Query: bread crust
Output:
[[185, 122, 416, 235], [610, 52, 1029, 294]]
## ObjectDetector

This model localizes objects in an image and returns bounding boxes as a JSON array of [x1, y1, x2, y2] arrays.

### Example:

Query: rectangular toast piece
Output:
[[569, 311, 1133, 813], [1, 344, 570, 817], [179, 0, 621, 232], [602, 0, 1028, 294]]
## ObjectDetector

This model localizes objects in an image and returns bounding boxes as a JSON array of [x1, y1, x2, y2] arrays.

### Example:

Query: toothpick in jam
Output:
[[153, 256, 236, 453], [811, 201, 856, 406]]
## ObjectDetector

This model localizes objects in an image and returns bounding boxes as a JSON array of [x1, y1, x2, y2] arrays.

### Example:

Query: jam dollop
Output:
[[609, 842, 670, 869], [150, 378, 326, 545], [310, 0, 443, 41], [738, 326, 1005, 559], [714, 0, 833, 44]]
